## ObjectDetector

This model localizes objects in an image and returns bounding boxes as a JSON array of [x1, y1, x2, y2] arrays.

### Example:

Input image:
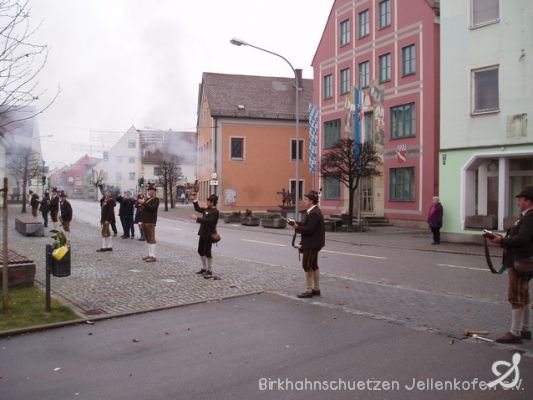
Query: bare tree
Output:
[[157, 158, 179, 212], [0, 0, 59, 131], [7, 146, 42, 212], [320, 139, 382, 226]]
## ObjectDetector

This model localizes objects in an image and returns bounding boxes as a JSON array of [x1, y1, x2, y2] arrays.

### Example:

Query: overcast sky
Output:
[[29, 0, 333, 167]]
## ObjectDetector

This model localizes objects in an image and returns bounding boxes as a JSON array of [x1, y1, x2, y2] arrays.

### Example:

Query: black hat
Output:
[[516, 185, 533, 200], [207, 194, 218, 205], [147, 184, 156, 191], [304, 190, 319, 204], [51, 188, 58, 193], [60, 191, 67, 198]]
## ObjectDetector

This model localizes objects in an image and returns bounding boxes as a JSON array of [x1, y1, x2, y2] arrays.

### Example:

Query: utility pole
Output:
[[2, 177, 9, 309]]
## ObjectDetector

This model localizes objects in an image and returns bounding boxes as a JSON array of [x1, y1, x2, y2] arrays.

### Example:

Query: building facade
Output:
[[440, 0, 533, 237], [312, 0, 440, 225], [196, 72, 313, 212]]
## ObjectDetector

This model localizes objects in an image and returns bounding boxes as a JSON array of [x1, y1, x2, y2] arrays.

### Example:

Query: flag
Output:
[[308, 103, 319, 173], [396, 144, 407, 163], [353, 87, 365, 162]]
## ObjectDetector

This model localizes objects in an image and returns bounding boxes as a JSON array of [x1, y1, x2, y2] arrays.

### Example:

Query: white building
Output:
[[94, 126, 140, 194], [94, 126, 197, 195], [440, 0, 533, 237]]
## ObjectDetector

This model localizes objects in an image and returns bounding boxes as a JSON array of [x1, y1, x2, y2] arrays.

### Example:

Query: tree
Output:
[[0, 0, 59, 131], [7, 146, 42, 212], [157, 158, 179, 212], [320, 139, 382, 226]]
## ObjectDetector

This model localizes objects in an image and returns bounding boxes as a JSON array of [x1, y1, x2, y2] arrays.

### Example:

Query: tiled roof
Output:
[[201, 72, 313, 121]]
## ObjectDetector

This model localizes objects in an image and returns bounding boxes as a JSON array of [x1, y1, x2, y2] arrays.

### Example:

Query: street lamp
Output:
[[230, 38, 301, 219]]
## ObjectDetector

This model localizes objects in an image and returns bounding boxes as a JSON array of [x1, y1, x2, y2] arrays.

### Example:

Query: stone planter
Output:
[[464, 215, 497, 229], [241, 217, 260, 226], [261, 218, 287, 229], [224, 214, 242, 223]]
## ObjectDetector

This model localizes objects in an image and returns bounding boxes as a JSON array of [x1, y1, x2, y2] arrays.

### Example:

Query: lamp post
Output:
[[230, 38, 301, 219]]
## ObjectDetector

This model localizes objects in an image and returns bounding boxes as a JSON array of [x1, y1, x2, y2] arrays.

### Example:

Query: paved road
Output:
[[3, 201, 527, 348], [2, 202, 533, 398], [1, 293, 532, 400]]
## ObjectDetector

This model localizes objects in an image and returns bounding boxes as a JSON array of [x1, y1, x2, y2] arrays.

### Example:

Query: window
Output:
[[324, 119, 341, 148], [402, 44, 416, 76], [379, 0, 391, 29], [359, 61, 369, 88], [471, 0, 499, 27], [390, 167, 415, 201], [390, 103, 416, 139], [379, 53, 391, 83], [291, 139, 303, 161], [364, 112, 374, 143], [323, 176, 341, 200], [340, 68, 350, 94], [103, 151, 109, 161], [128, 140, 136, 148], [359, 10, 369, 38], [472, 66, 499, 113], [230, 137, 244, 159], [323, 74, 333, 99], [129, 172, 135, 180], [154, 167, 162, 176], [115, 172, 122, 181], [129, 156, 136, 163], [290, 180, 304, 201], [340, 19, 350, 46]]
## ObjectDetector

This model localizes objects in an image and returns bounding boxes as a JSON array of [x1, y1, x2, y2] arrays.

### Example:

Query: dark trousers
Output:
[[431, 227, 441, 244], [122, 215, 134, 237], [111, 222, 117, 235], [41, 211, 49, 227], [197, 236, 213, 258]]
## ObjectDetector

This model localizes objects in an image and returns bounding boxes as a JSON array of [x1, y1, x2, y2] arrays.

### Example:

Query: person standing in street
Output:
[[29, 191, 39, 218], [49, 188, 60, 233], [139, 184, 159, 262], [59, 191, 73, 243], [290, 190, 325, 299], [488, 185, 533, 344], [191, 193, 219, 277], [97, 183, 118, 237], [116, 191, 135, 239], [135, 193, 145, 241], [427, 196, 444, 245], [40, 191, 50, 228], [97, 190, 115, 252]]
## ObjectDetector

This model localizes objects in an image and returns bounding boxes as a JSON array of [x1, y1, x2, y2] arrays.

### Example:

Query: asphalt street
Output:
[[1, 201, 532, 399]]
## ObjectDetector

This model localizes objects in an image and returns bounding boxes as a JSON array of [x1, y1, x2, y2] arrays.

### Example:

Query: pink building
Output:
[[312, 0, 440, 226]]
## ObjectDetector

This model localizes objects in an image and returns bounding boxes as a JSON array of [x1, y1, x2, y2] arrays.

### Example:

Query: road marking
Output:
[[322, 250, 387, 260], [437, 263, 487, 272], [242, 239, 287, 247]]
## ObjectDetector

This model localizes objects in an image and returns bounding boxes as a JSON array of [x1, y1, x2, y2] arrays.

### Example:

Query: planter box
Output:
[[241, 217, 260, 226], [0, 249, 35, 288], [261, 218, 287, 229], [465, 215, 497, 229], [224, 215, 242, 223]]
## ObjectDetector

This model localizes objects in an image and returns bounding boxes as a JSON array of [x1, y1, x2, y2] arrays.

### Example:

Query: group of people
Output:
[[30, 188, 72, 241], [96, 183, 156, 261]]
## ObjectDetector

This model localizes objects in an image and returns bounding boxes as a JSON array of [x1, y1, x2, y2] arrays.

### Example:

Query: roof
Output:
[[200, 73, 313, 121]]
